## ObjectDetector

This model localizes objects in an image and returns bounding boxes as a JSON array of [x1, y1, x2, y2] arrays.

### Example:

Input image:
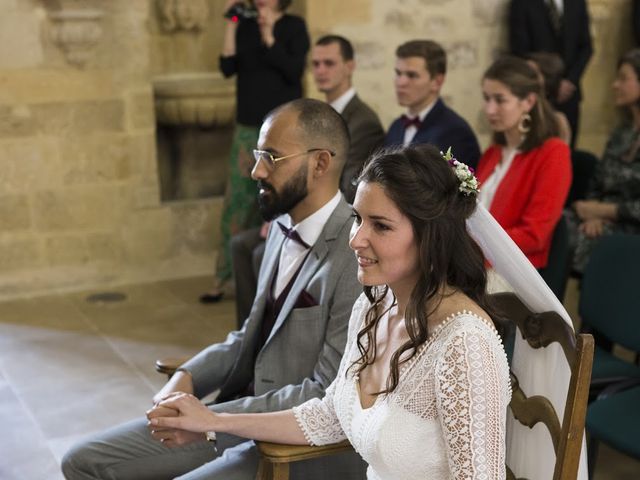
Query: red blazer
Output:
[[477, 138, 571, 268]]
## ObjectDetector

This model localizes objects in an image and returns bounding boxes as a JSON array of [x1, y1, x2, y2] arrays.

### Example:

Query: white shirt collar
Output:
[[549, 0, 563, 14], [280, 190, 342, 247], [330, 88, 356, 114]]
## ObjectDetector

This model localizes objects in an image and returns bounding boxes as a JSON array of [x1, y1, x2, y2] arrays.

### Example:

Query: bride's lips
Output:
[[356, 254, 377, 267]]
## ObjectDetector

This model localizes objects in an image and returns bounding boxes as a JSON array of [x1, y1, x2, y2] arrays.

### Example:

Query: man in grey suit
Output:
[[227, 35, 384, 329], [312, 34, 385, 204], [61, 99, 366, 480]]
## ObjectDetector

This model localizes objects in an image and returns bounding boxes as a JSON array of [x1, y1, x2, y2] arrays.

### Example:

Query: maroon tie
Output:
[[277, 222, 310, 249], [401, 114, 422, 130]]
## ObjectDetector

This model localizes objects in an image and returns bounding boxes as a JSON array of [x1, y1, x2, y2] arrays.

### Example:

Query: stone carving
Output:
[[153, 72, 236, 127], [423, 16, 453, 38], [384, 9, 416, 30], [157, 0, 209, 32], [352, 41, 386, 70], [48, 9, 104, 68], [446, 41, 478, 69]]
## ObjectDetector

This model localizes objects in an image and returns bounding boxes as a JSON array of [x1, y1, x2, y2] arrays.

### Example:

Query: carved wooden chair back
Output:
[[492, 292, 594, 480]]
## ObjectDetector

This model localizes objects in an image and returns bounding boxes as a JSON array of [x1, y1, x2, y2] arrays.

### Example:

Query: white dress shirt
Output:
[[403, 100, 437, 145], [478, 146, 518, 210], [548, 0, 564, 15], [274, 191, 342, 297], [330, 87, 356, 115]]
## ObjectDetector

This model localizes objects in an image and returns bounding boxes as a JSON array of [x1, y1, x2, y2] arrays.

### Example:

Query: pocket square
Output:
[[293, 289, 318, 309]]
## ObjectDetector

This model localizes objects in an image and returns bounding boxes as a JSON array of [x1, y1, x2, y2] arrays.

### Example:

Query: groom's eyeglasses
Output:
[[252, 148, 336, 170]]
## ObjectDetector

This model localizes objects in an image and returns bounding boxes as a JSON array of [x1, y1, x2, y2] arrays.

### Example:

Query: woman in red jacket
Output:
[[477, 56, 571, 268]]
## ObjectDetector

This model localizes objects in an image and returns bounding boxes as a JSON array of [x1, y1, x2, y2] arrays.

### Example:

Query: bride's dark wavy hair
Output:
[[349, 143, 501, 395]]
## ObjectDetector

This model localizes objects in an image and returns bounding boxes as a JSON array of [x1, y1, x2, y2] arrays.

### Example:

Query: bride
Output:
[[149, 143, 512, 479]]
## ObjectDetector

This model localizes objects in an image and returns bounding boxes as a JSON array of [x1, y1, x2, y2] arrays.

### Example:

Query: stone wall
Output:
[[0, 0, 220, 299], [0, 0, 634, 299]]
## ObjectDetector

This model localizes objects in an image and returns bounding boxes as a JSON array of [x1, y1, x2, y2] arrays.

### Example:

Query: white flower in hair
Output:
[[441, 147, 480, 196]]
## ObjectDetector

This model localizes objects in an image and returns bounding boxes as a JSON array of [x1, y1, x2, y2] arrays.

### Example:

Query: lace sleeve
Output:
[[434, 320, 511, 480], [292, 380, 346, 446]]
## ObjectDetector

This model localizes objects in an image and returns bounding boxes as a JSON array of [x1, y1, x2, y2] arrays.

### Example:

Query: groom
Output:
[[62, 99, 367, 480]]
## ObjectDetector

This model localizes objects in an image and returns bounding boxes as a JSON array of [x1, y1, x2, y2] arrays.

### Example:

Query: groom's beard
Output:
[[257, 163, 309, 221]]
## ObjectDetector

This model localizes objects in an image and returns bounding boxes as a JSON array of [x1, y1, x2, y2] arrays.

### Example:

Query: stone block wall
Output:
[[0, 0, 220, 299]]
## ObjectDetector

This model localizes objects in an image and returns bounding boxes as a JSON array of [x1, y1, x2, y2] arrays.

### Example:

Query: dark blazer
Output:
[[340, 94, 385, 203], [183, 197, 366, 479], [384, 98, 481, 169], [509, 0, 592, 96]]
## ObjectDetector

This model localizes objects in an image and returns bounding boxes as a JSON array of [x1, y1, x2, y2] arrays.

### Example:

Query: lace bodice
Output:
[[293, 293, 512, 480]]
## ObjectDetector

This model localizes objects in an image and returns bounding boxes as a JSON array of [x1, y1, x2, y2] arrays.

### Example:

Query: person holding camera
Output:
[[201, 0, 310, 304]]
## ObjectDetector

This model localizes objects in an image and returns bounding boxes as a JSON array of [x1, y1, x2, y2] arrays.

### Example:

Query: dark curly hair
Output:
[[349, 143, 500, 395]]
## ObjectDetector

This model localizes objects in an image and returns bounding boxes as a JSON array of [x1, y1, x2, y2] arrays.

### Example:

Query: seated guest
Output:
[[384, 39, 481, 169], [312, 34, 385, 203], [476, 56, 571, 268], [61, 99, 367, 480], [148, 144, 512, 479], [568, 48, 640, 273], [525, 52, 572, 145]]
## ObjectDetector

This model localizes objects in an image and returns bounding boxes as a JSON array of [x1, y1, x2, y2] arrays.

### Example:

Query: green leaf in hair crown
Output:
[[441, 147, 479, 196]]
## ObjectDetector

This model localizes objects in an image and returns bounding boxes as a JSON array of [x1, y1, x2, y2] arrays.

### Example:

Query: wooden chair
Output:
[[494, 292, 594, 480], [155, 292, 594, 480], [155, 357, 189, 379]]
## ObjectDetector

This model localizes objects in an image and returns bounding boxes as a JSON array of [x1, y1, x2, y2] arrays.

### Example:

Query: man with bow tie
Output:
[[62, 99, 366, 480], [384, 39, 481, 169]]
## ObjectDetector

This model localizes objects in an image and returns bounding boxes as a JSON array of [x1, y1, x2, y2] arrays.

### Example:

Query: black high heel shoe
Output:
[[199, 291, 224, 303]]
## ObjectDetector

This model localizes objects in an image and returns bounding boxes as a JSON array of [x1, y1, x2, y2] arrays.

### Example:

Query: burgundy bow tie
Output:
[[401, 114, 422, 130], [277, 222, 310, 249]]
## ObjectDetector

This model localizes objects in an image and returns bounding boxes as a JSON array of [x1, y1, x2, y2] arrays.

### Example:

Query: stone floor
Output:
[[0, 275, 638, 479]]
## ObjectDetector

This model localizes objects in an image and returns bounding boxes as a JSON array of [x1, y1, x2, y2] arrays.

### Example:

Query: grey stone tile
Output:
[[0, 382, 64, 480], [100, 337, 206, 393], [1, 330, 154, 438]]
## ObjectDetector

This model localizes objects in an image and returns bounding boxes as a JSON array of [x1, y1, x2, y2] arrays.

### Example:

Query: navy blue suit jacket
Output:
[[384, 98, 481, 169]]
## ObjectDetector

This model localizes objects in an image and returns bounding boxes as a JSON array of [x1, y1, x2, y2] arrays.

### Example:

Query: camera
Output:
[[224, 2, 258, 21]]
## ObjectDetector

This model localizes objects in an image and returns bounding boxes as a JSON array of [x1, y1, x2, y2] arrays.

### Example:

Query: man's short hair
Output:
[[396, 40, 447, 77], [267, 98, 351, 166], [315, 35, 355, 62]]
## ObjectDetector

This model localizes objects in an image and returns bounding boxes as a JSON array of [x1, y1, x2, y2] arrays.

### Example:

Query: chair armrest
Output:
[[256, 440, 353, 464], [155, 356, 190, 377]]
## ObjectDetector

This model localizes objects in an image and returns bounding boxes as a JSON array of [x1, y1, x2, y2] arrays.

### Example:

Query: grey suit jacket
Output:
[[184, 197, 361, 415], [340, 94, 385, 203]]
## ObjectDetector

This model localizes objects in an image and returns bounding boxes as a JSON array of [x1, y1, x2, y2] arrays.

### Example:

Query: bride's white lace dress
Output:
[[292, 293, 512, 480]]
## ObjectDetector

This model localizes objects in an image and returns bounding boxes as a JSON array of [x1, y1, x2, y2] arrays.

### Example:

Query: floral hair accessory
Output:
[[442, 147, 479, 196]]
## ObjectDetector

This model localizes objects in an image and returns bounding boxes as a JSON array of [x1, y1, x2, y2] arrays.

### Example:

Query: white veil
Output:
[[466, 203, 588, 480]]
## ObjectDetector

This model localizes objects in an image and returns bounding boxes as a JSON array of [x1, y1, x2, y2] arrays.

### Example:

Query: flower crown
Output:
[[442, 147, 479, 196]]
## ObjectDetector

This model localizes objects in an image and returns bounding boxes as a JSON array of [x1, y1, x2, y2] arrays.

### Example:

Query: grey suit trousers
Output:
[[62, 416, 360, 480], [61, 417, 257, 480]]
